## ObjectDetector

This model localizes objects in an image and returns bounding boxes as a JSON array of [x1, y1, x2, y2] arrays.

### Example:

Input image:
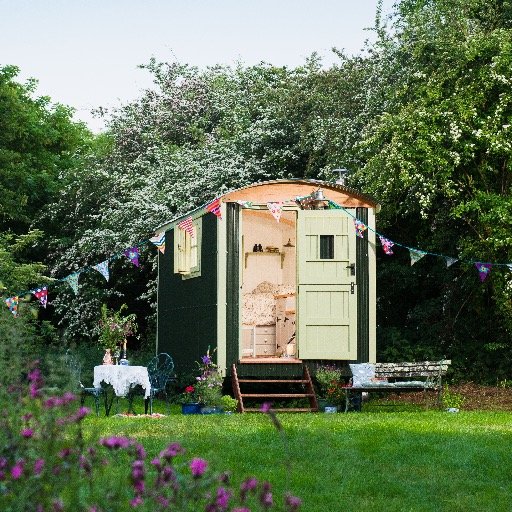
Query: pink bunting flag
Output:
[[150, 233, 165, 254], [5, 296, 18, 316], [206, 198, 222, 220], [267, 202, 283, 222], [124, 247, 140, 267], [354, 219, 368, 239], [475, 262, 492, 282], [93, 260, 110, 281], [32, 286, 48, 308], [379, 236, 394, 255], [178, 216, 195, 238]]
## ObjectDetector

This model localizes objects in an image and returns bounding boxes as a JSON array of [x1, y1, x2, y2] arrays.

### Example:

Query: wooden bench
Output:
[[344, 360, 451, 412]]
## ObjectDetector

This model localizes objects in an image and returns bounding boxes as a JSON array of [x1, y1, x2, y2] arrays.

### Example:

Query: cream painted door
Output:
[[297, 210, 357, 360]]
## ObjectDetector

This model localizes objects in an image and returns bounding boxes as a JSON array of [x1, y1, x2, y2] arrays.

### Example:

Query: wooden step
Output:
[[241, 393, 315, 398], [244, 408, 313, 413], [238, 379, 308, 384], [232, 364, 318, 413]]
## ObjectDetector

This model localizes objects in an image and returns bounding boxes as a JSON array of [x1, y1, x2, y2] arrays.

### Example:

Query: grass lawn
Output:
[[84, 404, 512, 512]]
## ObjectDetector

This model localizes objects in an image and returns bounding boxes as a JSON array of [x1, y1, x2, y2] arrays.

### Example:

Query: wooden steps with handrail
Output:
[[232, 364, 318, 413]]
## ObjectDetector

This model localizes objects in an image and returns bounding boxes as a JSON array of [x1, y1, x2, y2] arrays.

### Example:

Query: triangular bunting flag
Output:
[[93, 260, 110, 281], [124, 247, 140, 267], [409, 249, 426, 266], [5, 296, 19, 316], [379, 236, 394, 255], [177, 216, 195, 238], [206, 198, 222, 220], [475, 262, 492, 282], [445, 257, 458, 267], [354, 219, 368, 239], [236, 200, 253, 208], [149, 233, 165, 254], [32, 286, 48, 308], [328, 200, 342, 210], [64, 273, 80, 295], [267, 202, 283, 222]]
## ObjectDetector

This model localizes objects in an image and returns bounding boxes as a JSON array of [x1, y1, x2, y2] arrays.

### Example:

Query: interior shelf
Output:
[[244, 251, 285, 268]]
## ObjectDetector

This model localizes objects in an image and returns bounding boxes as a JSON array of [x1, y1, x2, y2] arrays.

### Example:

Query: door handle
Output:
[[346, 263, 355, 276]]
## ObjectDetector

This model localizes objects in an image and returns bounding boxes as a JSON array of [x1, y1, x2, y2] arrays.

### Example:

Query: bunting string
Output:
[[3, 190, 512, 316]]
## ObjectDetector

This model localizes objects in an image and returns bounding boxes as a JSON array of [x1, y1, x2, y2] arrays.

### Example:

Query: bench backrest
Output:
[[374, 360, 451, 377]]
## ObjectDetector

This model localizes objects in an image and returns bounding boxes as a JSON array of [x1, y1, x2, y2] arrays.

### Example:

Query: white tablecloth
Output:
[[93, 365, 151, 398]]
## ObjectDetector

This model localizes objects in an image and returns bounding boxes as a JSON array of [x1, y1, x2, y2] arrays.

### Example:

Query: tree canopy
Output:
[[1, 0, 511, 381]]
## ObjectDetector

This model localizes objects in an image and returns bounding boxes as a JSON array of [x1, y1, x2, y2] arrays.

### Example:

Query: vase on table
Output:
[[102, 348, 113, 365], [181, 403, 202, 415]]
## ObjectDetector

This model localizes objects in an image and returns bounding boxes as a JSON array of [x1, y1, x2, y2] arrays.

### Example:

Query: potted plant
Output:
[[179, 385, 202, 415], [195, 349, 224, 414], [98, 304, 137, 364], [315, 365, 343, 412]]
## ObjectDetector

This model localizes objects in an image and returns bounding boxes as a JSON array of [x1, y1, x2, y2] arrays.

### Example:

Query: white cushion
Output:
[[349, 363, 375, 387]]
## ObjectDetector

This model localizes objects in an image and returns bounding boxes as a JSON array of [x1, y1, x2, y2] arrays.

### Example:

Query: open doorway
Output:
[[241, 209, 297, 359]]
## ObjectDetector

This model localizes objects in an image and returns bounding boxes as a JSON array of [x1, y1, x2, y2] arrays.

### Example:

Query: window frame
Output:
[[173, 217, 202, 279]]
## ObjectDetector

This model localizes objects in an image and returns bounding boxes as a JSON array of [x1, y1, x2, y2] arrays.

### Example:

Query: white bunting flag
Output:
[[93, 260, 110, 281]]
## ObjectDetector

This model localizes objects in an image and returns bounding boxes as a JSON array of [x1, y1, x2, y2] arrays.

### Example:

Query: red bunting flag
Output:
[[379, 236, 394, 255], [32, 286, 48, 308], [178, 216, 195, 238], [206, 198, 222, 220]]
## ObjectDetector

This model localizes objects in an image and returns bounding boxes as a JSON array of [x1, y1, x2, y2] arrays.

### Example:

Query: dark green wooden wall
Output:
[[225, 203, 240, 376], [157, 214, 218, 376], [356, 207, 370, 363]]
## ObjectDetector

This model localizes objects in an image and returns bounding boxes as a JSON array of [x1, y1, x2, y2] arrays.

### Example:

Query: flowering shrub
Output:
[[315, 365, 343, 401], [0, 361, 301, 510], [194, 349, 224, 407], [179, 384, 200, 404]]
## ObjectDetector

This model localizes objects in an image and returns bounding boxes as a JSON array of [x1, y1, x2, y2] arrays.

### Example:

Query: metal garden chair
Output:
[[144, 353, 175, 414], [65, 350, 103, 416]]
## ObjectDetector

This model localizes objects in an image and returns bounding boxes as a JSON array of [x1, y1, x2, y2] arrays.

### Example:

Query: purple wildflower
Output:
[[53, 499, 64, 511], [260, 402, 272, 413], [285, 493, 302, 511], [232, 509, 251, 512], [59, 448, 72, 459], [260, 492, 273, 508], [190, 457, 208, 478], [11, 459, 24, 479], [202, 355, 212, 365], [33, 458, 45, 475], [100, 436, 131, 450], [160, 442, 184, 460], [21, 428, 33, 439], [130, 496, 144, 507], [155, 496, 170, 507], [215, 487, 232, 509], [240, 477, 258, 501]]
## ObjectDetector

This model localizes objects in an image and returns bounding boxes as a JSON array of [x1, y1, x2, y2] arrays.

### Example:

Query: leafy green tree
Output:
[[350, 0, 512, 379]]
